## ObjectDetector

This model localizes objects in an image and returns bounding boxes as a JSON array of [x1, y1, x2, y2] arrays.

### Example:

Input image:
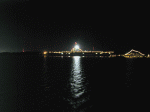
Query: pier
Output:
[[43, 51, 114, 57], [43, 42, 114, 56]]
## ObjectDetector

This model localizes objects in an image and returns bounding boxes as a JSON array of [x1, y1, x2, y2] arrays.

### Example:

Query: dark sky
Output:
[[0, 0, 149, 54]]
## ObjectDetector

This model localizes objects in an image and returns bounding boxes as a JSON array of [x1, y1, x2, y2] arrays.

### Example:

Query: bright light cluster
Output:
[[75, 45, 79, 49]]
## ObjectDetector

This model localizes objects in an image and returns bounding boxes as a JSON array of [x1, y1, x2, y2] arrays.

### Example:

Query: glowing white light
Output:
[[75, 45, 79, 49]]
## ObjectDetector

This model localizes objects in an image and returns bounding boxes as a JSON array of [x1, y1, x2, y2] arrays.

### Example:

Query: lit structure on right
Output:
[[123, 49, 145, 58]]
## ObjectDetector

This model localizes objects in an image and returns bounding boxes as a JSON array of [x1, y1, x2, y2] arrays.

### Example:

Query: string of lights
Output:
[[125, 49, 145, 56]]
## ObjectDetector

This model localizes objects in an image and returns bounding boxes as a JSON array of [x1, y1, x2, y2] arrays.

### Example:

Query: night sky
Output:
[[0, 0, 149, 54]]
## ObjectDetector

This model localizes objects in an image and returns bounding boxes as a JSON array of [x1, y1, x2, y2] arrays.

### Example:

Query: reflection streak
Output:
[[71, 56, 85, 98]]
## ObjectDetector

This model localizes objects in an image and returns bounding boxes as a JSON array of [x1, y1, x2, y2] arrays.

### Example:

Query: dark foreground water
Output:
[[0, 54, 150, 112]]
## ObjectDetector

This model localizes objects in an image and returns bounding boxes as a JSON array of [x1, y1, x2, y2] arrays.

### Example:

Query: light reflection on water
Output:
[[71, 56, 84, 98], [42, 55, 48, 85], [69, 56, 87, 109]]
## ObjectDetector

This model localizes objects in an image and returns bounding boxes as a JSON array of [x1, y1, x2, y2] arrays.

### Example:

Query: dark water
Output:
[[0, 54, 150, 112]]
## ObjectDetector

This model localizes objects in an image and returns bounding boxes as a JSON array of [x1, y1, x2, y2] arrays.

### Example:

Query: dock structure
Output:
[[48, 51, 114, 54], [43, 50, 114, 56], [43, 42, 114, 56]]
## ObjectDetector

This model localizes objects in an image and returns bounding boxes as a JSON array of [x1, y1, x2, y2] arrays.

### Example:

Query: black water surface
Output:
[[0, 54, 149, 111]]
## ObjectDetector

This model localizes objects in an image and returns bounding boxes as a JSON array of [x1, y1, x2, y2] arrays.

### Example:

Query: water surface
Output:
[[0, 54, 149, 111]]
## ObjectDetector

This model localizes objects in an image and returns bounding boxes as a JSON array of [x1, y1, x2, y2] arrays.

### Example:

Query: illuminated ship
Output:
[[43, 42, 114, 56]]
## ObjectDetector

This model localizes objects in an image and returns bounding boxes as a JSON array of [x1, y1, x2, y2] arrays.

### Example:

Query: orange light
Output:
[[43, 51, 48, 54]]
